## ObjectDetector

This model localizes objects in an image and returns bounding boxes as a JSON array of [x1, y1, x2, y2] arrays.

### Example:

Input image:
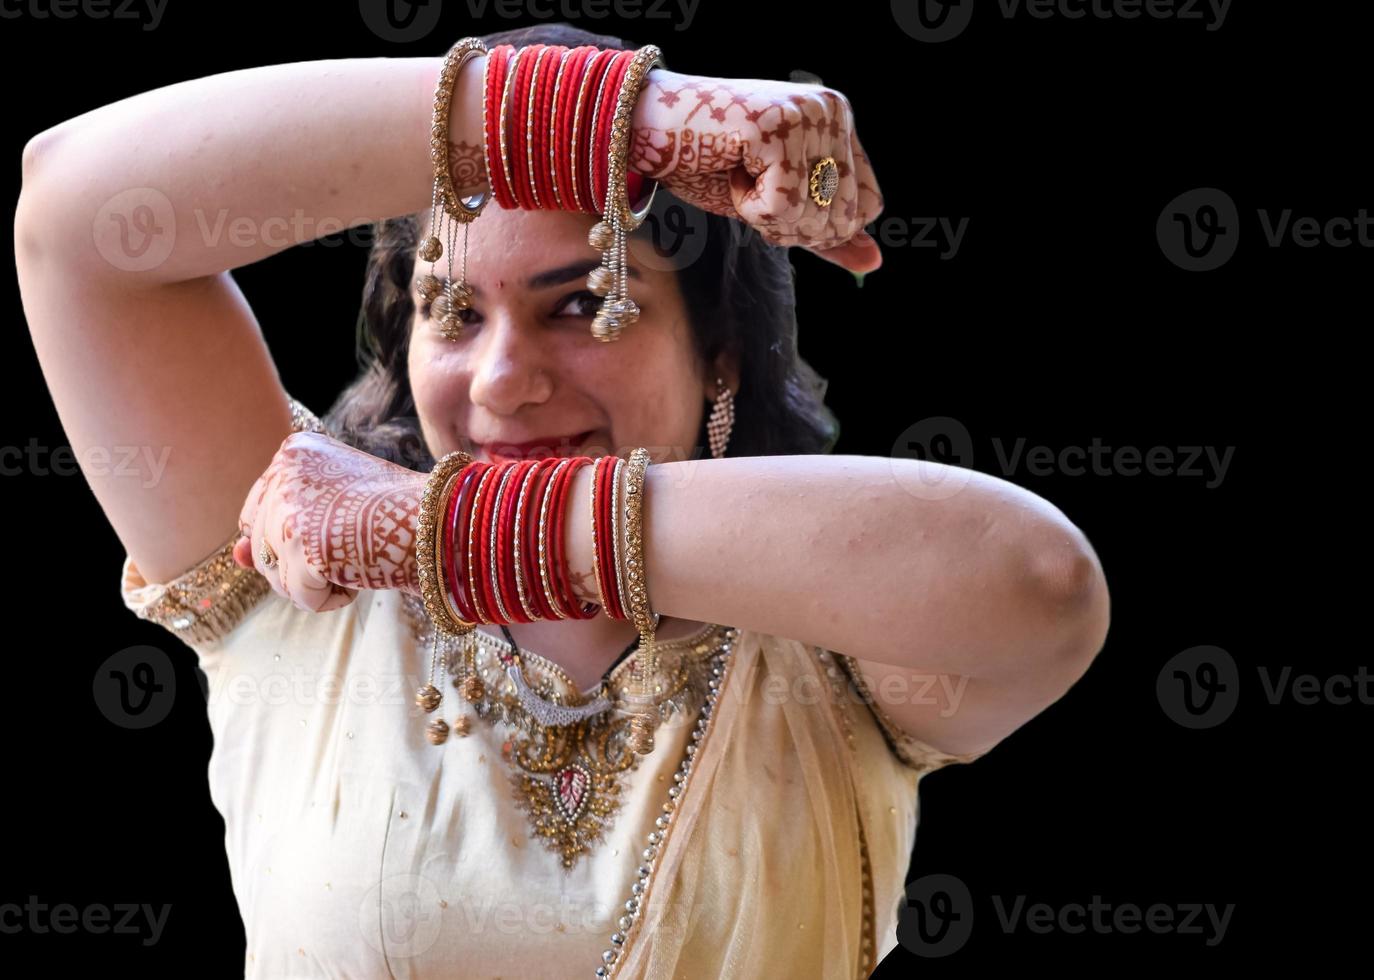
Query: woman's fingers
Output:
[[806, 233, 883, 273]]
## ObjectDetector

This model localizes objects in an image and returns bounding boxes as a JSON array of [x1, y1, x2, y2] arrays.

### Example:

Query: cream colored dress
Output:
[[117, 398, 990, 979]]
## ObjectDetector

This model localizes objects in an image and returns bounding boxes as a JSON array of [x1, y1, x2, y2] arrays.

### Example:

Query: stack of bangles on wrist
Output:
[[414, 450, 662, 755], [422, 38, 664, 343]]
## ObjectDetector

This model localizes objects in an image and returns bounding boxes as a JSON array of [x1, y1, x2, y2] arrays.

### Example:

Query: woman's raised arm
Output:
[[14, 55, 479, 585], [15, 46, 880, 589]]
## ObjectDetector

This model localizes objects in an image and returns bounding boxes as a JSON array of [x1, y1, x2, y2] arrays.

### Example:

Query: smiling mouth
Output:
[[481, 430, 598, 461]]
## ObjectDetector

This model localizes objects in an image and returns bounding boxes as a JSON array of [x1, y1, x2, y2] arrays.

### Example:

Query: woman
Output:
[[16, 21, 1110, 979]]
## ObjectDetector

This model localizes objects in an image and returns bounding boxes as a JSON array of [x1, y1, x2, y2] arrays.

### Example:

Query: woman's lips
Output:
[[480, 430, 597, 461]]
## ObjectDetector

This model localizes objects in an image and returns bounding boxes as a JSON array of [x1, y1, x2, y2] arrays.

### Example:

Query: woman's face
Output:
[[407, 205, 716, 465]]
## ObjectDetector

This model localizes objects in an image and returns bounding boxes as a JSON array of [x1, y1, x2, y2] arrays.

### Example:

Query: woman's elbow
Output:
[[1029, 530, 1111, 664]]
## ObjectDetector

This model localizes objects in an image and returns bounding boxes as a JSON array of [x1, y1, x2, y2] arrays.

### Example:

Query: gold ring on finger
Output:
[[809, 156, 839, 208], [259, 540, 278, 568]]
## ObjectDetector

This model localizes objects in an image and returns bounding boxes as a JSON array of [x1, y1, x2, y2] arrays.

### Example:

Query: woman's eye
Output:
[[555, 291, 604, 318], [419, 295, 478, 329]]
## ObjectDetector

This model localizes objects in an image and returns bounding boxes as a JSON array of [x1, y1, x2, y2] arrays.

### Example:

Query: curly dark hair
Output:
[[321, 21, 839, 471]]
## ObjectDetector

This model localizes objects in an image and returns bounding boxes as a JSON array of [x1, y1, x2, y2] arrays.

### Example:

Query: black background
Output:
[[2, 0, 1364, 975]]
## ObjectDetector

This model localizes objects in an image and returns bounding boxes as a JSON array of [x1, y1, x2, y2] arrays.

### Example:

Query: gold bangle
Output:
[[434, 468, 473, 630], [432, 37, 489, 223], [621, 446, 658, 756], [417, 451, 476, 636], [587, 44, 664, 342], [621, 447, 657, 640], [608, 46, 664, 230]]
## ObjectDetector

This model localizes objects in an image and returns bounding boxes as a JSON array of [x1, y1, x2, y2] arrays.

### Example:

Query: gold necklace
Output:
[[399, 591, 732, 871]]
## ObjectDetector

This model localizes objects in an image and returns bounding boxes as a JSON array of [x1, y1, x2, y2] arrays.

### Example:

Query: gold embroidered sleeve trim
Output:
[[118, 395, 328, 647]]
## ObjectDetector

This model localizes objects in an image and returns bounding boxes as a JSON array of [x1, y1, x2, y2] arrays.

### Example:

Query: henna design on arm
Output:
[[264, 437, 427, 596], [626, 72, 882, 246], [447, 140, 488, 199]]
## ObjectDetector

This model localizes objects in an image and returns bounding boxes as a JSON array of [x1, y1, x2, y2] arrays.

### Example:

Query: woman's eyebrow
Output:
[[524, 259, 642, 290]]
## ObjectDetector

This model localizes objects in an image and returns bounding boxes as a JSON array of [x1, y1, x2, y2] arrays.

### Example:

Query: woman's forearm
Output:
[[20, 55, 482, 284], [20, 52, 699, 287], [566, 455, 1108, 681]]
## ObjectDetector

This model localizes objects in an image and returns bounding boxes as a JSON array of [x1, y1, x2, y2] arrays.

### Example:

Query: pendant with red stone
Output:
[[553, 763, 592, 824]]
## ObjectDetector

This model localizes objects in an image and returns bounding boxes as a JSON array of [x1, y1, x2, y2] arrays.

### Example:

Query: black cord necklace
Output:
[[499, 624, 641, 692]]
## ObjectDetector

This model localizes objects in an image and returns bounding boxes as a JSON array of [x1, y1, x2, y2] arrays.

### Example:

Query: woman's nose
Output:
[[466, 314, 554, 416]]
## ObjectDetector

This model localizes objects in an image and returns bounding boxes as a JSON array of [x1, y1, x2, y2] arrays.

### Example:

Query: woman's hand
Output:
[[232, 431, 428, 612], [631, 69, 884, 274]]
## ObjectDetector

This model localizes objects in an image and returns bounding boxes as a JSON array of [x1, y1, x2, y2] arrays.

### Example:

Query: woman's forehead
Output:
[[415, 206, 597, 279]]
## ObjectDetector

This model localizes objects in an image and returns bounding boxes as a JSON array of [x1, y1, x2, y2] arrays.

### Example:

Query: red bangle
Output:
[[550, 456, 597, 619], [497, 460, 539, 622], [524, 44, 554, 210], [606, 456, 630, 620], [485, 45, 650, 216], [531, 45, 561, 210], [486, 461, 521, 624], [474, 461, 508, 622], [484, 45, 517, 211], [554, 46, 595, 212], [509, 45, 540, 211], [541, 458, 577, 619], [464, 464, 498, 624], [576, 50, 617, 216], [592, 455, 627, 620], [592, 51, 633, 216], [521, 458, 562, 620], [444, 461, 484, 624]]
